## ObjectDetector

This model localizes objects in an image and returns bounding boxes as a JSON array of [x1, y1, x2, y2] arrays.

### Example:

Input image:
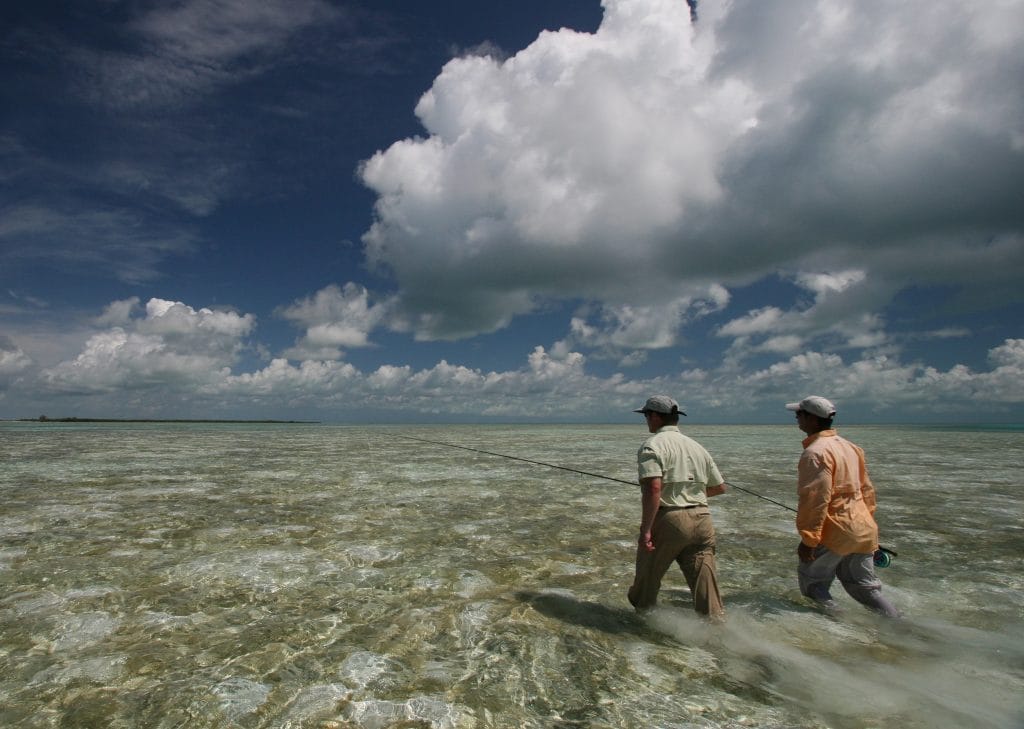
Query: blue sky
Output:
[[2, 0, 1022, 424]]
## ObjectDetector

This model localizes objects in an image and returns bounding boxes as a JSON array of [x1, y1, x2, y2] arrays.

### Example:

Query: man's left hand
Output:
[[797, 542, 816, 563]]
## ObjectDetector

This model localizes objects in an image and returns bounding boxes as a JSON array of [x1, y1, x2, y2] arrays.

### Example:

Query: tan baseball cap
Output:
[[633, 395, 686, 416]]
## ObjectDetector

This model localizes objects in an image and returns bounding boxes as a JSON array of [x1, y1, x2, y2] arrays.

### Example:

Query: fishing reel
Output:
[[873, 546, 897, 568]]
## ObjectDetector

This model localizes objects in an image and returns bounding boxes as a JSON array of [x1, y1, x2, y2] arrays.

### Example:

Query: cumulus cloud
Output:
[[14, 292, 1024, 420], [277, 283, 393, 361], [361, 0, 756, 339], [360, 0, 1023, 343], [215, 345, 617, 418], [731, 338, 1024, 416], [716, 269, 891, 361], [555, 284, 730, 361], [217, 358, 359, 398], [207, 335, 1024, 419], [40, 298, 254, 394], [0, 335, 33, 392], [95, 298, 142, 327]]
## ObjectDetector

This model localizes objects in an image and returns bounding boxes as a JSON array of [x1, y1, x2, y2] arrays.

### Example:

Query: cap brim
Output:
[[632, 408, 646, 413], [784, 402, 801, 411]]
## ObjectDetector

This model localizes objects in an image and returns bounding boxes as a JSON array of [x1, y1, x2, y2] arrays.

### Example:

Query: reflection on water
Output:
[[1, 422, 1022, 728]]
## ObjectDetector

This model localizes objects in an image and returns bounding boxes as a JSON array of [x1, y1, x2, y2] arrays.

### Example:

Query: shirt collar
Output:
[[802, 428, 837, 448]]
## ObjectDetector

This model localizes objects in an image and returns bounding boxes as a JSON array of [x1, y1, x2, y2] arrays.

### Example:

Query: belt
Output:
[[659, 504, 703, 512]]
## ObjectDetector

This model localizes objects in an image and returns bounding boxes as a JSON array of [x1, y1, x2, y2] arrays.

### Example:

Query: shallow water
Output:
[[1, 422, 1021, 728]]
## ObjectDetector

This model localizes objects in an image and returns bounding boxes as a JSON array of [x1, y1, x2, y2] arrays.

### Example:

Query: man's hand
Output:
[[639, 530, 655, 552], [706, 482, 727, 498], [797, 542, 816, 563]]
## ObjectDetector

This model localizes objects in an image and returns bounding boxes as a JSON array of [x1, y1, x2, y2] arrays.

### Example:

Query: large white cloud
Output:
[[360, 0, 1024, 342], [39, 298, 254, 394], [361, 0, 756, 339]]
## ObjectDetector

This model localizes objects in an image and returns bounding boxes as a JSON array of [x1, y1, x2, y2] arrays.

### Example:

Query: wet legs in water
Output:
[[799, 547, 900, 617]]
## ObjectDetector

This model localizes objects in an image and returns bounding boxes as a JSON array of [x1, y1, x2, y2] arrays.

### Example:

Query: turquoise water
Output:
[[1, 422, 1021, 728]]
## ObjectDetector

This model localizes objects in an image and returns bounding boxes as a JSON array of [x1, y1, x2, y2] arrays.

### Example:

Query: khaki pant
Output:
[[628, 507, 724, 617]]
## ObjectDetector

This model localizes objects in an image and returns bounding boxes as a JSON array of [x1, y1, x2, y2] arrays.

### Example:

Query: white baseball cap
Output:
[[785, 395, 836, 418]]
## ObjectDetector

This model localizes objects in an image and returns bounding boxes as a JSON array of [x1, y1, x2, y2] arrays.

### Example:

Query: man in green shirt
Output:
[[628, 395, 728, 618]]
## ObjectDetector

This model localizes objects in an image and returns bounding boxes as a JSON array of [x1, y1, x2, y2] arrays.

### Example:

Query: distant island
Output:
[[19, 416, 320, 424]]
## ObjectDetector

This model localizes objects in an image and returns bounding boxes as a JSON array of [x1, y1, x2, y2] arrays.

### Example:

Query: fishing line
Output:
[[396, 432, 898, 564], [395, 433, 636, 485], [396, 433, 793, 509]]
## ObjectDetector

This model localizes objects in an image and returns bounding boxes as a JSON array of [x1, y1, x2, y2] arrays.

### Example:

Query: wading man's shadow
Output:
[[514, 590, 653, 638], [514, 589, 784, 699]]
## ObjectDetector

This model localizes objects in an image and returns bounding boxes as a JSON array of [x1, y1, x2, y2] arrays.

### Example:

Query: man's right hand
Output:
[[639, 530, 655, 552], [706, 482, 728, 498]]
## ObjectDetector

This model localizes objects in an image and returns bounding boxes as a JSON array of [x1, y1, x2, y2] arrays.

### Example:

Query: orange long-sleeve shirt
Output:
[[796, 430, 879, 555]]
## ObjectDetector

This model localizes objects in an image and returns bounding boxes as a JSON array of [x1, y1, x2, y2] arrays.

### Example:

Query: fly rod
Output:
[[396, 433, 796, 512]]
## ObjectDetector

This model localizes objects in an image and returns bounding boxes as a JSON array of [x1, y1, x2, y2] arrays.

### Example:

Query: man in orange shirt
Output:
[[786, 396, 900, 617]]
